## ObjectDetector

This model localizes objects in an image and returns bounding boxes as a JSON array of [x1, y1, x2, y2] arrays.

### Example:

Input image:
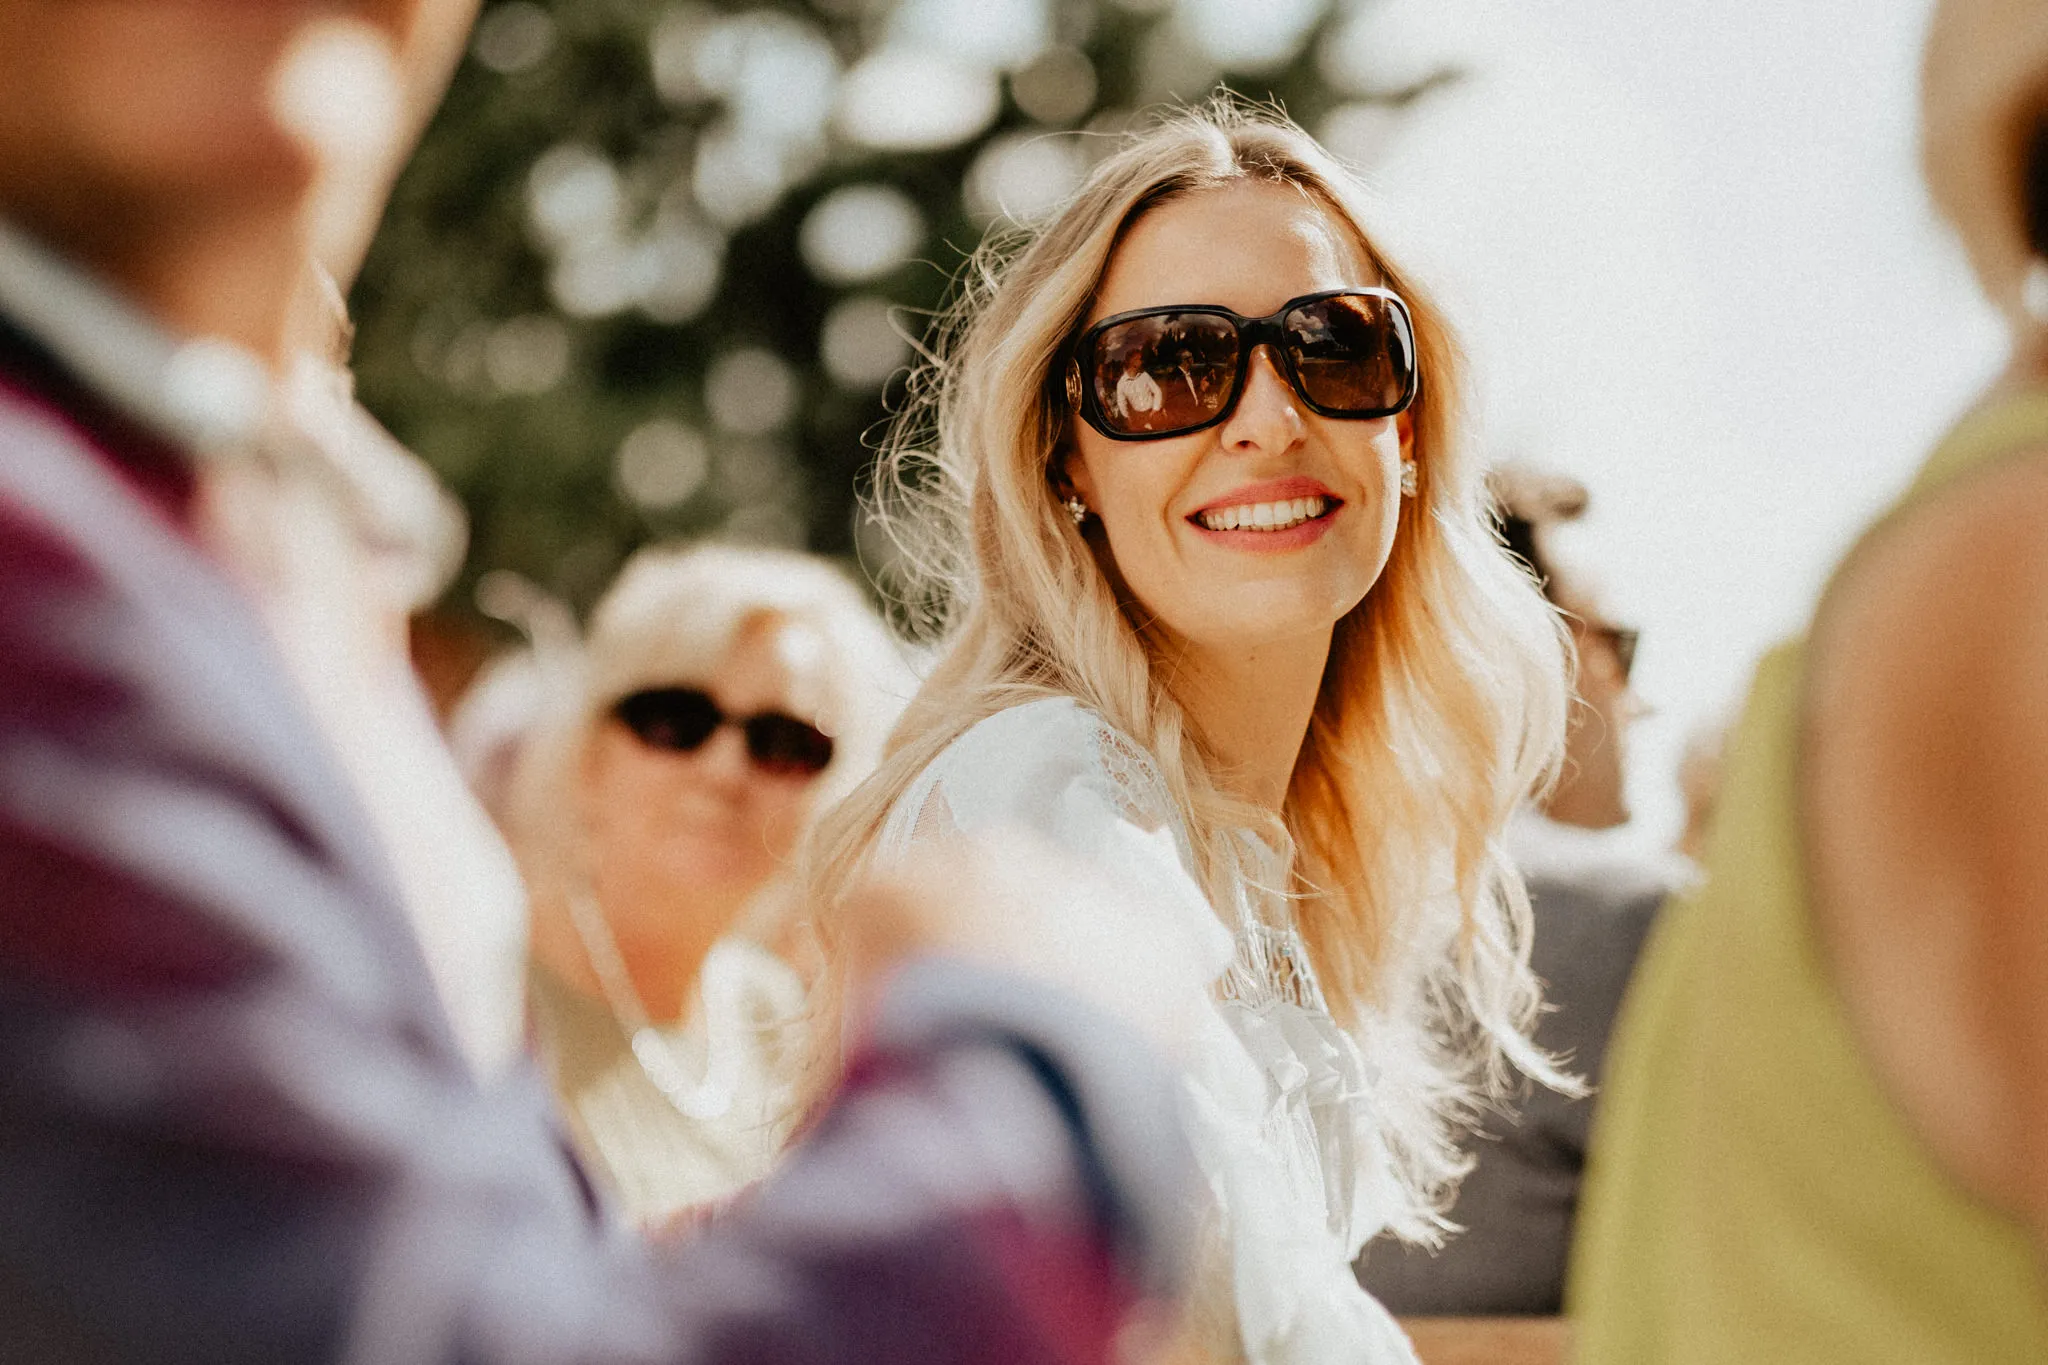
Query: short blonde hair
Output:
[[508, 543, 912, 923], [806, 100, 1570, 1239]]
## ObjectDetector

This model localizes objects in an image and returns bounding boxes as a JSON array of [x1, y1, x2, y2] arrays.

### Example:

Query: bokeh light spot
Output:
[[549, 240, 636, 319], [1178, 0, 1326, 73], [799, 185, 925, 284], [820, 296, 914, 389], [526, 144, 622, 247], [965, 132, 1089, 224], [649, 4, 718, 103], [706, 348, 798, 434], [890, 0, 1050, 72], [615, 418, 710, 509], [485, 315, 571, 395], [636, 225, 725, 323], [693, 122, 793, 227], [837, 46, 1002, 150], [473, 2, 556, 75], [1011, 47, 1097, 125]]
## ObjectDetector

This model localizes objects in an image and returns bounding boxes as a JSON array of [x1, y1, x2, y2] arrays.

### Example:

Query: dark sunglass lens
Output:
[[743, 714, 835, 776], [615, 688, 722, 751], [1285, 294, 1415, 416], [1089, 313, 1239, 436]]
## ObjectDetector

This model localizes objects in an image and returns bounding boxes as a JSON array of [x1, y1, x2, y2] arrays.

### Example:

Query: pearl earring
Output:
[[1064, 495, 1089, 525], [1399, 459, 1418, 498]]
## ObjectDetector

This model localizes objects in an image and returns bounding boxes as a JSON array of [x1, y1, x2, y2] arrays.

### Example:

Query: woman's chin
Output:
[[1150, 583, 1374, 658]]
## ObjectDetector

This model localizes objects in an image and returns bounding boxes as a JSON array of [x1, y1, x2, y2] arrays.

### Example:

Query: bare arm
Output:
[[1804, 444, 2048, 1237]]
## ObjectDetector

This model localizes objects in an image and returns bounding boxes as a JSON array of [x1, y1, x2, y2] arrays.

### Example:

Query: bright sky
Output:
[[1352, 0, 2007, 845]]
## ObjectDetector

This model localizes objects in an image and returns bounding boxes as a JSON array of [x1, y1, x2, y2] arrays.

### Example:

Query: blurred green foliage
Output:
[[350, 0, 1380, 622]]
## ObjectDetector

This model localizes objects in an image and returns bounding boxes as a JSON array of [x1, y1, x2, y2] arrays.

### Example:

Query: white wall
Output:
[[1350, 0, 2006, 845]]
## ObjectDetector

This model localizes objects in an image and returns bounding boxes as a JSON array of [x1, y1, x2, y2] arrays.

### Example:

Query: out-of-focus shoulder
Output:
[[882, 696, 1185, 863], [943, 695, 1097, 762], [937, 697, 1176, 829], [1815, 443, 2048, 682]]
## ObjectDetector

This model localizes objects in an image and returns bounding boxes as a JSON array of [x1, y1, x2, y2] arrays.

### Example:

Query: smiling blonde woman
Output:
[[802, 102, 1571, 1364]]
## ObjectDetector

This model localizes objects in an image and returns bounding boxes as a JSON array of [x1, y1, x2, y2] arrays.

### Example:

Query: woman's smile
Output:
[[1187, 474, 1345, 551]]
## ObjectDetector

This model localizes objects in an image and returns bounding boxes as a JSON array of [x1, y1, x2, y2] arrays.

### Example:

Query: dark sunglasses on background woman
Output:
[[1064, 287, 1418, 441], [612, 687, 835, 777]]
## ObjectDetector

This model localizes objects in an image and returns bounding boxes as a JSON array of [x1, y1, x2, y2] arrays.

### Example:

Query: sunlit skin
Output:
[[1063, 181, 1412, 810], [0, 0, 477, 361], [535, 619, 831, 1023], [1546, 579, 1637, 830]]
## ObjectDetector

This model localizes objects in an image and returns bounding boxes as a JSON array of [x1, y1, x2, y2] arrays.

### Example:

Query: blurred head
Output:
[[817, 101, 1568, 1238], [1493, 463, 1638, 829], [1923, 0, 2048, 332], [511, 545, 907, 1009], [0, 0, 477, 294]]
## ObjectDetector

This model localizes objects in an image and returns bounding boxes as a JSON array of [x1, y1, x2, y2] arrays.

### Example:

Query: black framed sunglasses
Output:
[[1063, 287, 1419, 441], [612, 688, 835, 777]]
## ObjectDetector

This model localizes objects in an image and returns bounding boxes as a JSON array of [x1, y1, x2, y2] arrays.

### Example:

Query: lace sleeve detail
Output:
[[1083, 718, 1176, 830]]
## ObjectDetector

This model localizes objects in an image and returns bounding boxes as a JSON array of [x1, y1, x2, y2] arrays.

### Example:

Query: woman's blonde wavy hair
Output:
[[804, 99, 1572, 1239]]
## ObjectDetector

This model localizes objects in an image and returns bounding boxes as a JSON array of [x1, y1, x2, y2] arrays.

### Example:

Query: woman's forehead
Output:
[[1091, 181, 1377, 323], [716, 617, 829, 708], [615, 614, 825, 706]]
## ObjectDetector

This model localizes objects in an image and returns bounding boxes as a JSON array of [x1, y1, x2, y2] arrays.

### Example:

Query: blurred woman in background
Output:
[[805, 103, 1571, 1364], [497, 543, 907, 1227], [1570, 0, 2048, 1358]]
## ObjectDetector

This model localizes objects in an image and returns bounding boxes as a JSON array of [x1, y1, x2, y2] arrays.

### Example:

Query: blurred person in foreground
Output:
[[496, 544, 909, 1226], [1569, 1, 2048, 1358], [0, 2, 1201, 1361], [803, 101, 1575, 1364], [1356, 467, 1675, 1349], [268, 253, 533, 1081]]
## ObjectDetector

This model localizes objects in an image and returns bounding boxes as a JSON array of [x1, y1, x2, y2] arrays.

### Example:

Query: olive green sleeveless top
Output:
[[1568, 389, 2048, 1364]]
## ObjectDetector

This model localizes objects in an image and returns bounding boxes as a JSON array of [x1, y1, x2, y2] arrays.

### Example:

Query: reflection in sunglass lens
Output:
[[1285, 294, 1414, 415], [1087, 312, 1239, 437], [615, 688, 721, 751], [744, 714, 836, 776]]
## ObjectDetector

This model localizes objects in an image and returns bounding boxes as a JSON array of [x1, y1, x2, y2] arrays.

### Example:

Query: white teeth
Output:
[[1196, 495, 1329, 532]]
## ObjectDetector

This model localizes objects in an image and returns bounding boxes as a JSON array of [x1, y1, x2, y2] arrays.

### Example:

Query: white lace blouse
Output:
[[877, 698, 1420, 1365]]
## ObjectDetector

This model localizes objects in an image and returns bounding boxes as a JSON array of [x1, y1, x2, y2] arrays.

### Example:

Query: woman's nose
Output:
[[1219, 345, 1306, 454], [690, 724, 754, 788]]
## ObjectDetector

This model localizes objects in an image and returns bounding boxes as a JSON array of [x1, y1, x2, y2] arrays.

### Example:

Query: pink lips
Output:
[[1186, 476, 1344, 553]]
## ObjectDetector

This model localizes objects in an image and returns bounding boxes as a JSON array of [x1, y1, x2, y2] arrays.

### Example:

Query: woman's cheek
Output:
[[760, 788, 817, 861]]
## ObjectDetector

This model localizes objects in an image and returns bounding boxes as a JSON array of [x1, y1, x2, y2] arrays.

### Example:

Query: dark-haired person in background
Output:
[[1570, 0, 2048, 1357], [1356, 466, 1676, 1339], [0, 3, 1197, 1361]]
